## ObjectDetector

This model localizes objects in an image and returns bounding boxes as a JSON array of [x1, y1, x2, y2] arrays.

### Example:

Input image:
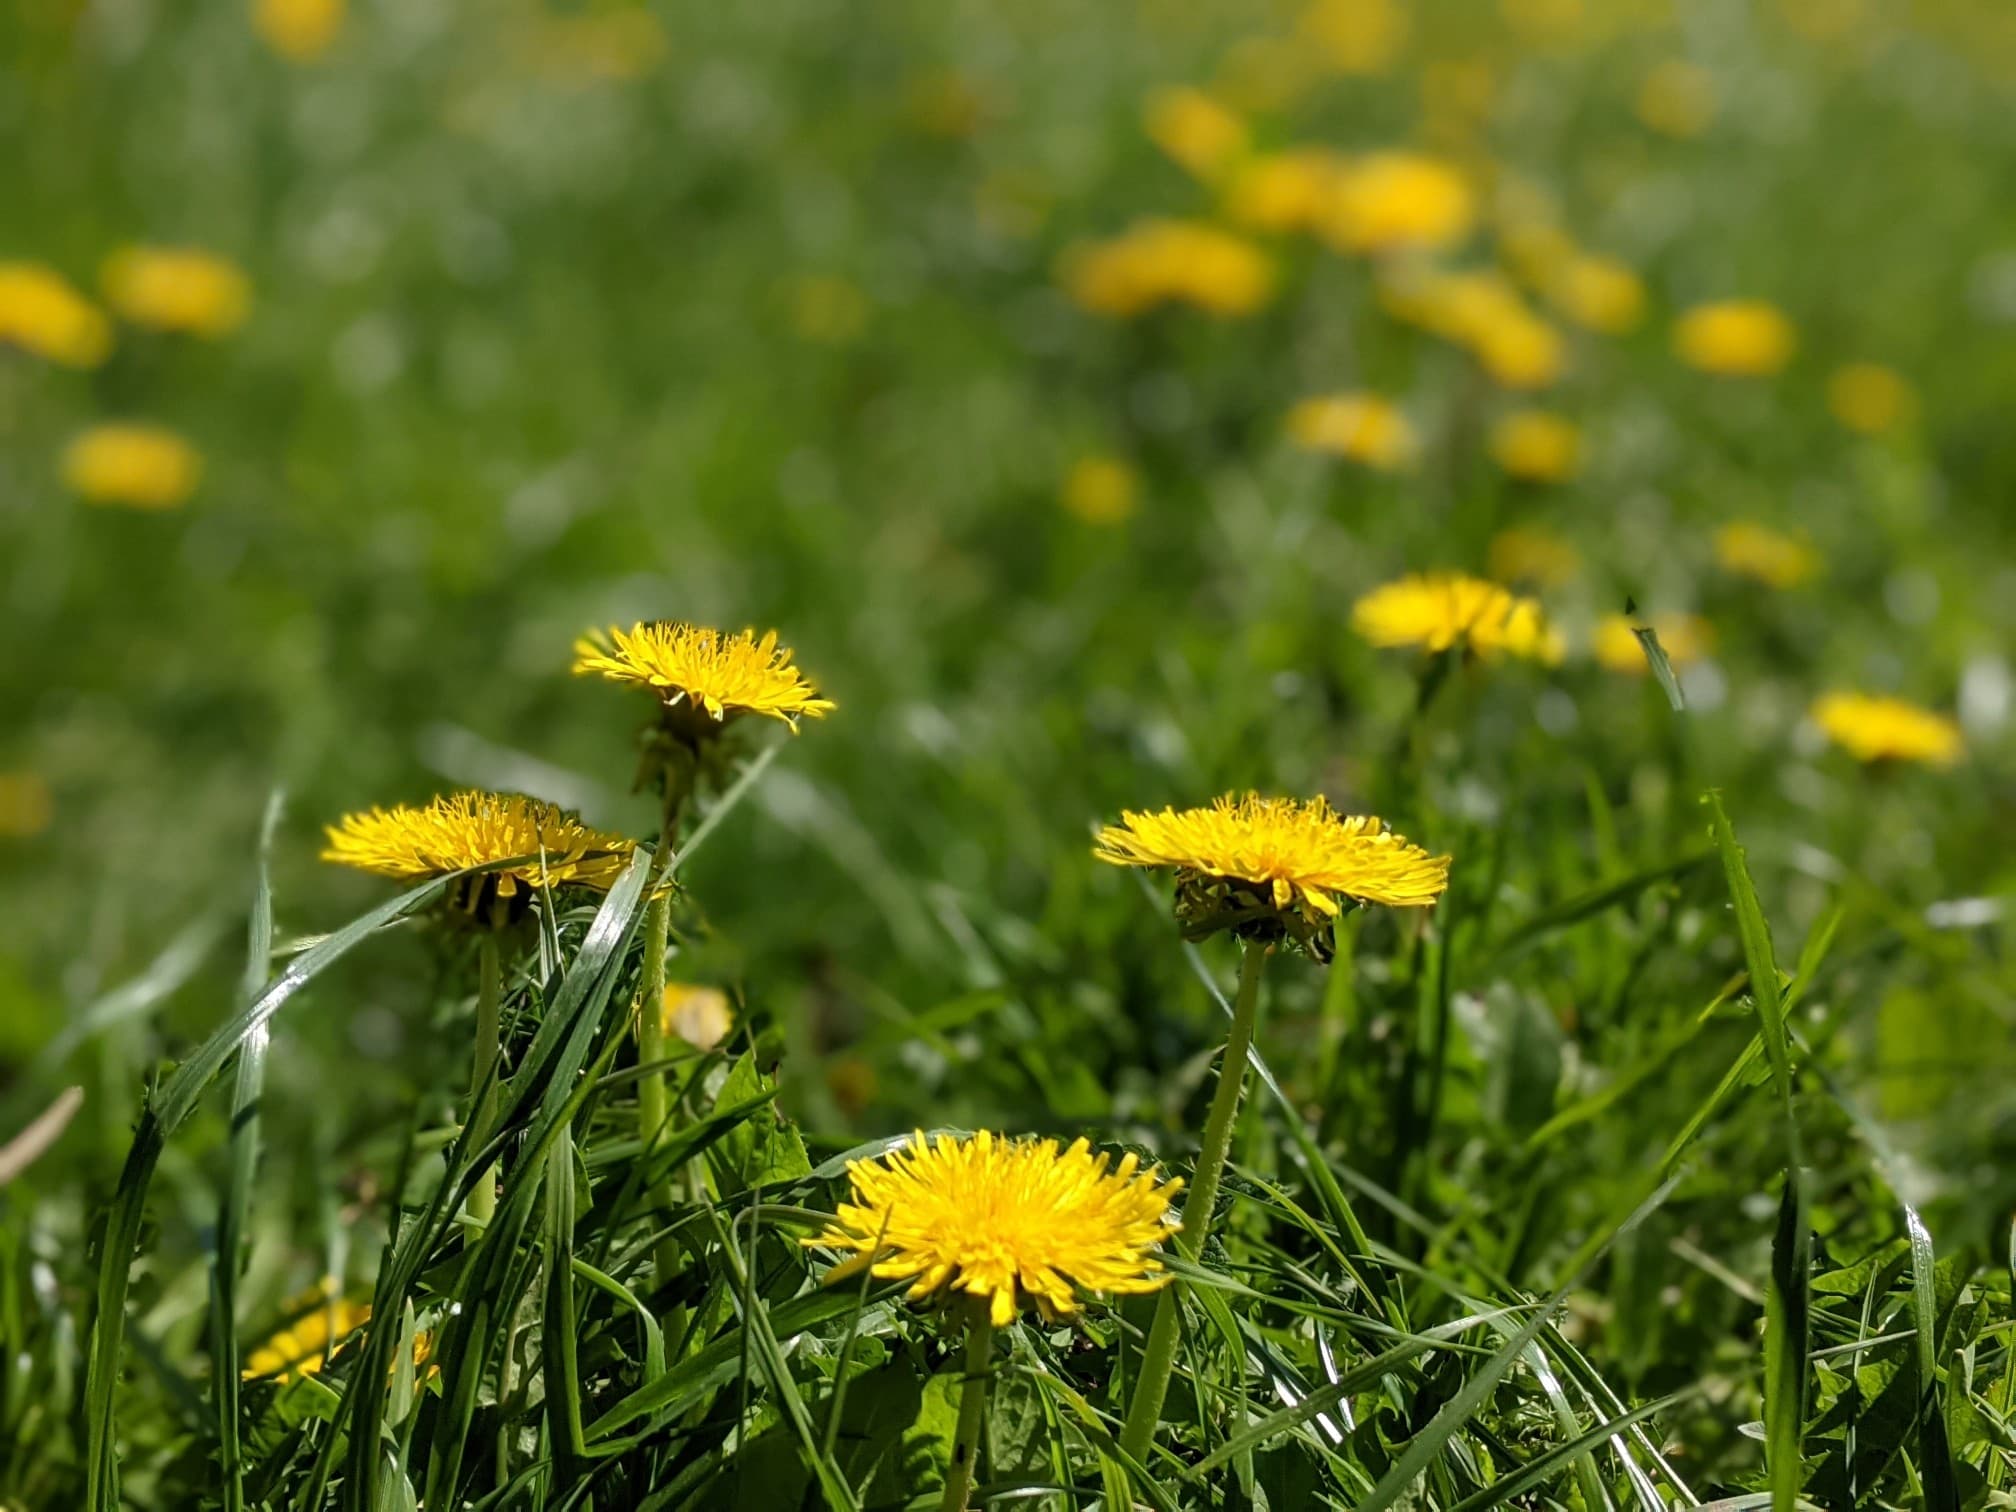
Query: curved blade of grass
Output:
[[1444, 1387, 1700, 1512]]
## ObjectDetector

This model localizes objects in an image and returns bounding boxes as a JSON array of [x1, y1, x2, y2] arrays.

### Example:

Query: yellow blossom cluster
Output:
[[1061, 219, 1274, 318], [1353, 572, 1565, 664], [1286, 392, 1416, 472]]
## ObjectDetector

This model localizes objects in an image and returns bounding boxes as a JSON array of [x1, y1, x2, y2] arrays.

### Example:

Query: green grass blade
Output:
[[1765, 1172, 1811, 1512], [1905, 1204, 1961, 1512], [1444, 1387, 1700, 1512]]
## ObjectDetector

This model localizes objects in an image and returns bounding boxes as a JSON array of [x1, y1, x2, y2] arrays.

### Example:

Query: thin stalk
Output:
[[467, 932, 502, 1225], [939, 1300, 995, 1512], [639, 774, 689, 1285], [1118, 940, 1269, 1461]]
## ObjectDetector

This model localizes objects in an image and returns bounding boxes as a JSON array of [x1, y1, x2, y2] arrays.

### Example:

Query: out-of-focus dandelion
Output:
[[1286, 391, 1416, 471], [787, 275, 869, 346], [1636, 60, 1717, 138], [1354, 571, 1565, 663], [661, 983, 733, 1052], [1593, 612, 1714, 674], [1549, 254, 1646, 333], [0, 773, 54, 838], [321, 791, 635, 906], [1060, 220, 1274, 318], [1323, 152, 1475, 256], [1420, 59, 1497, 146], [1222, 149, 1344, 235], [252, 0, 345, 62], [1474, 309, 1567, 389], [1143, 86, 1249, 184], [1812, 692, 1963, 765], [101, 247, 251, 339], [1060, 455, 1140, 525], [520, 6, 669, 82], [1827, 362, 1915, 435], [1381, 266, 1565, 387], [1488, 525, 1581, 587], [1489, 410, 1581, 481], [1297, 0, 1408, 75], [62, 425, 202, 510], [1714, 521, 1819, 588], [0, 263, 112, 368], [1674, 300, 1795, 377], [243, 1293, 373, 1383]]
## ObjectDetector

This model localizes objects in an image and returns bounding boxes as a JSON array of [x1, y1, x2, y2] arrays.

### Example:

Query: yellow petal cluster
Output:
[[243, 1294, 372, 1383], [572, 622, 835, 728], [1548, 253, 1645, 334], [1286, 391, 1416, 471], [661, 982, 734, 1051], [1060, 455, 1140, 525], [1143, 87, 1250, 184], [806, 1131, 1182, 1328], [1488, 409, 1581, 482], [1812, 693, 1963, 766], [62, 425, 203, 510], [0, 262, 112, 368], [1095, 794, 1450, 915], [1323, 152, 1475, 256], [1380, 266, 1565, 389], [102, 246, 252, 338], [1296, 0, 1408, 75], [1222, 149, 1346, 234], [1827, 362, 1914, 435], [321, 791, 636, 895], [1713, 521, 1819, 589], [253, 0, 346, 62], [1061, 219, 1274, 318], [1592, 612, 1714, 674], [1353, 571, 1564, 663], [1674, 300, 1795, 377]]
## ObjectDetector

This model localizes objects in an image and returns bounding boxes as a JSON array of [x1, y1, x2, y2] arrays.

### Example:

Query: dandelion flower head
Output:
[[0, 262, 112, 368], [1548, 253, 1645, 334], [1593, 613, 1714, 675], [102, 246, 251, 338], [1827, 362, 1914, 435], [1489, 410, 1581, 482], [805, 1131, 1181, 1328], [1812, 693, 1962, 766], [322, 791, 636, 897], [1353, 571, 1565, 663], [1674, 300, 1795, 377], [243, 1293, 372, 1383], [1143, 86, 1250, 184], [1061, 455, 1140, 525], [1323, 151, 1475, 256], [1287, 391, 1416, 471], [661, 982, 734, 1051], [1297, 0, 1407, 74], [572, 622, 835, 729], [1223, 148, 1345, 235], [62, 425, 202, 510], [1061, 219, 1274, 319], [253, 0, 346, 62], [1714, 521, 1819, 589]]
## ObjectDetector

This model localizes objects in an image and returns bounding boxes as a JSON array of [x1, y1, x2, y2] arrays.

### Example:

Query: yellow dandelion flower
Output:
[[1222, 148, 1344, 235], [1472, 309, 1567, 390], [1636, 60, 1717, 139], [1592, 612, 1714, 674], [805, 1130, 1182, 1328], [1812, 692, 1963, 766], [1674, 299, 1795, 377], [572, 622, 834, 730], [1713, 521, 1820, 589], [1548, 254, 1645, 334], [322, 792, 636, 903], [1096, 793, 1449, 954], [0, 262, 112, 368], [101, 246, 251, 339], [1379, 265, 1523, 342], [1060, 220, 1274, 319], [0, 773, 54, 839], [1323, 151, 1475, 256], [1143, 86, 1250, 184], [1353, 571, 1565, 663], [1061, 455, 1140, 525], [1489, 409, 1581, 482], [252, 0, 345, 62], [1297, 0, 1408, 76], [1488, 525, 1581, 587], [661, 982, 733, 1051], [1286, 391, 1416, 471], [62, 425, 202, 510], [243, 1294, 372, 1383], [1827, 362, 1914, 435]]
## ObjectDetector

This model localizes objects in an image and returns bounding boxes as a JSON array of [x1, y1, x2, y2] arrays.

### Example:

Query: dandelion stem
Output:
[[467, 931, 502, 1225], [1119, 938, 1268, 1463], [939, 1299, 994, 1512], [639, 778, 687, 1286]]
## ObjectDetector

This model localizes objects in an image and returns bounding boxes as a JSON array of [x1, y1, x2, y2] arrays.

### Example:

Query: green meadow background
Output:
[[5, 0, 2016, 1506]]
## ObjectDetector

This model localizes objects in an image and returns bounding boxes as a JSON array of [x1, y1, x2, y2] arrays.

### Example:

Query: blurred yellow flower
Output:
[[1499, 218, 1577, 286], [0, 773, 54, 839], [1060, 220, 1274, 319], [1355, 571, 1565, 663], [1488, 525, 1581, 587], [1061, 455, 1140, 525], [1474, 310, 1567, 390], [788, 275, 869, 345], [1324, 152, 1475, 256], [1297, 0, 1408, 75], [661, 983, 733, 1051], [1286, 392, 1416, 471], [243, 1294, 372, 1382], [252, 0, 345, 62], [0, 262, 112, 368], [1143, 87, 1249, 184], [62, 425, 202, 510], [1812, 692, 1962, 765], [1381, 266, 1521, 341], [1549, 254, 1645, 334], [1222, 149, 1344, 235], [806, 1131, 1181, 1327], [322, 792, 636, 896], [1827, 362, 1914, 435], [1714, 521, 1819, 588], [1636, 61, 1717, 139], [1592, 612, 1714, 674], [1674, 300, 1795, 377], [1489, 410, 1581, 481], [102, 246, 251, 339], [573, 622, 835, 729]]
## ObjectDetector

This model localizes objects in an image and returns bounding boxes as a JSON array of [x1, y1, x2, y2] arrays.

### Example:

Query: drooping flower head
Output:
[[1811, 693, 1963, 766], [573, 622, 834, 742], [1096, 793, 1449, 955], [1353, 571, 1565, 664], [805, 1131, 1182, 1328], [62, 424, 202, 510], [101, 246, 252, 338], [322, 791, 637, 923]]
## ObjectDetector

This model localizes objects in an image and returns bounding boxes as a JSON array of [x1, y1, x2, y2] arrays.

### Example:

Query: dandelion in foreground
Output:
[[0, 262, 112, 368], [321, 791, 636, 909], [1287, 391, 1416, 471], [1489, 409, 1581, 482], [1812, 693, 1962, 766], [1353, 571, 1565, 664], [1593, 612, 1714, 675], [572, 621, 834, 737], [1674, 299, 1795, 377], [1714, 521, 1819, 589], [101, 246, 251, 338], [62, 424, 202, 510]]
